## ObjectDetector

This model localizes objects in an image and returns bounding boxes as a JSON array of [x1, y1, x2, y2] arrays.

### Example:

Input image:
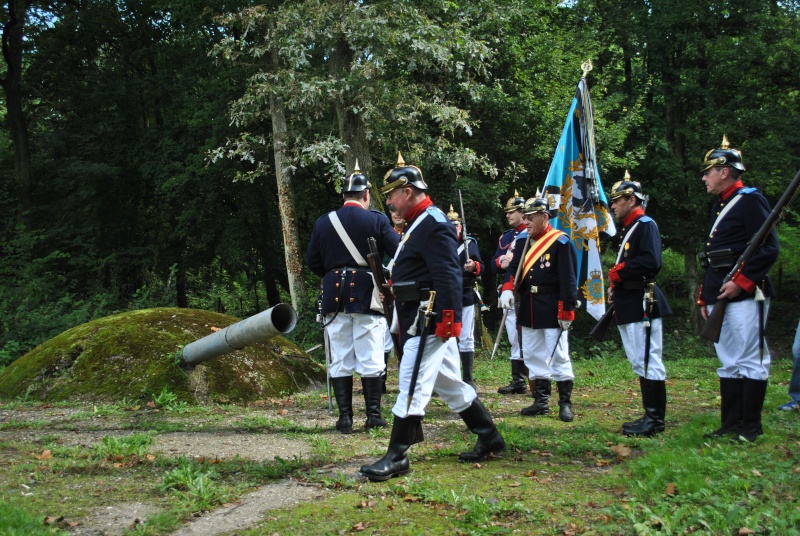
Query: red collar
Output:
[[622, 207, 645, 228], [514, 223, 527, 232], [405, 197, 433, 222], [721, 180, 744, 201], [532, 223, 553, 240], [343, 201, 363, 209]]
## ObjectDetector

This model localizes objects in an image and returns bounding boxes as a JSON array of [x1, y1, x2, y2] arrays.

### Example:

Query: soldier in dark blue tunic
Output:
[[607, 175, 672, 437], [499, 196, 577, 422], [446, 205, 484, 388], [697, 137, 779, 442], [305, 163, 400, 434], [360, 154, 504, 482], [492, 194, 528, 395]]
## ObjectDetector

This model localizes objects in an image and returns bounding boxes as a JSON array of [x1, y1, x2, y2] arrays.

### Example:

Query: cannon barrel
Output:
[[182, 303, 297, 365]]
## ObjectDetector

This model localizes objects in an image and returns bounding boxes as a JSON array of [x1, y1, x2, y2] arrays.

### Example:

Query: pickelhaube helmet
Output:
[[504, 190, 526, 213], [447, 205, 461, 225], [342, 159, 371, 193], [523, 190, 549, 215], [380, 152, 428, 195], [700, 135, 745, 172], [608, 170, 645, 202]]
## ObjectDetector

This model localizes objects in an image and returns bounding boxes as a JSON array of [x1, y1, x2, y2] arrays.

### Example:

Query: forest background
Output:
[[2, 0, 800, 369]]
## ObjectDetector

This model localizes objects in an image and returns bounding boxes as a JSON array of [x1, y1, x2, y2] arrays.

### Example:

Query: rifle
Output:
[[589, 303, 615, 341], [367, 237, 401, 359], [458, 189, 469, 248], [316, 291, 333, 413], [700, 168, 800, 342]]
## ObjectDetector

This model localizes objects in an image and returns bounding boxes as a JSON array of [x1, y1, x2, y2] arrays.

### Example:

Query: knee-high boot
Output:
[[458, 399, 506, 462], [362, 376, 387, 431], [738, 378, 768, 442], [705, 377, 743, 438], [460, 351, 476, 388], [359, 415, 424, 482], [382, 352, 390, 394], [331, 376, 354, 434], [521, 379, 551, 416], [623, 378, 665, 437], [498, 360, 527, 394], [556, 380, 574, 422]]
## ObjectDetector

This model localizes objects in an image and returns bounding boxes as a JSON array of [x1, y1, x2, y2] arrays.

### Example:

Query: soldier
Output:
[[447, 205, 484, 388], [492, 193, 528, 395], [305, 163, 400, 434], [359, 154, 505, 482], [607, 175, 672, 437], [499, 195, 577, 422], [698, 136, 779, 442], [381, 208, 406, 392]]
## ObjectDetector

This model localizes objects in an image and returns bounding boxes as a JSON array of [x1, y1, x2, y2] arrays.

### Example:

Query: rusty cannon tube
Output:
[[182, 303, 297, 365]]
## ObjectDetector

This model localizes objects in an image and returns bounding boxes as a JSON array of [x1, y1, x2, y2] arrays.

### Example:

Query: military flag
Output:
[[542, 63, 616, 320]]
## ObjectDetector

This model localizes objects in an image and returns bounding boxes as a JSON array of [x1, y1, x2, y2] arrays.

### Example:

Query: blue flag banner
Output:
[[543, 77, 616, 320]]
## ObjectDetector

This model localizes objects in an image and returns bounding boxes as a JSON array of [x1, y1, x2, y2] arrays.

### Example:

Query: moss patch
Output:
[[0, 308, 324, 403]]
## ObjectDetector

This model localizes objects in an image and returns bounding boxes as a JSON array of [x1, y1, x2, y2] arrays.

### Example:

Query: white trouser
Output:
[[392, 336, 476, 418], [325, 313, 386, 378], [617, 319, 666, 380], [520, 326, 574, 382], [709, 299, 771, 380], [457, 305, 475, 352], [506, 308, 521, 361], [383, 327, 394, 353]]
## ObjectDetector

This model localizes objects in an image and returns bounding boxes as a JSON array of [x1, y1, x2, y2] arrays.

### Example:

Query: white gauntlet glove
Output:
[[558, 319, 572, 331], [499, 290, 515, 310]]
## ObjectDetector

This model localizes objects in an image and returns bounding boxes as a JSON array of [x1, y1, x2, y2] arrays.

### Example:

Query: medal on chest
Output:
[[540, 253, 550, 269]]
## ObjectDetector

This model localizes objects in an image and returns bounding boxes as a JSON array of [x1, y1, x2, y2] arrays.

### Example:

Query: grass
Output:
[[1, 338, 799, 535]]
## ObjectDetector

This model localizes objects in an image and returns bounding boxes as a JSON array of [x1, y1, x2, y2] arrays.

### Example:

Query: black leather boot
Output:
[[705, 377, 743, 438], [331, 376, 353, 434], [624, 378, 665, 437], [738, 378, 768, 442], [556, 380, 574, 422], [497, 360, 527, 394], [458, 399, 506, 462], [362, 376, 387, 431], [359, 415, 424, 481], [460, 351, 476, 389], [622, 377, 648, 432], [382, 352, 390, 394], [521, 379, 551, 416]]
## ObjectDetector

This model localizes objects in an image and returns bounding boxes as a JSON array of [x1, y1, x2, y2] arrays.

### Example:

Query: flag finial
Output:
[[581, 60, 593, 78]]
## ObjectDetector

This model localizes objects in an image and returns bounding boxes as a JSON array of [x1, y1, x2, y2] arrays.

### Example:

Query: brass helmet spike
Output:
[[353, 159, 361, 174], [535, 187, 542, 198], [700, 135, 745, 172], [514, 189, 520, 197], [447, 204, 460, 224], [623, 169, 631, 180], [396, 152, 405, 167], [721, 135, 730, 150]]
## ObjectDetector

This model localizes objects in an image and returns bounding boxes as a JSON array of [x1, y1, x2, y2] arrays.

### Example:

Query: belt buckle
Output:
[[531, 285, 538, 294]]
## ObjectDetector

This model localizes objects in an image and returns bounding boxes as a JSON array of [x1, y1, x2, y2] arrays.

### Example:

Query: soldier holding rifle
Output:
[[606, 175, 672, 437], [698, 136, 779, 442], [360, 154, 504, 482], [305, 163, 400, 434], [499, 195, 577, 422]]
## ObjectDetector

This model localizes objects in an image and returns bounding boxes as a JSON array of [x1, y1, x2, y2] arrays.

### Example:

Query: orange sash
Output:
[[520, 228, 564, 283]]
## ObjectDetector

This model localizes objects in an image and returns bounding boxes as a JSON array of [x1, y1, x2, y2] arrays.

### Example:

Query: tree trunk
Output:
[[1, 0, 33, 226], [684, 250, 702, 334], [270, 48, 305, 315]]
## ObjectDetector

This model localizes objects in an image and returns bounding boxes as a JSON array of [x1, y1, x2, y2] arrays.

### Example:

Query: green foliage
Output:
[[94, 433, 154, 460], [161, 459, 229, 511]]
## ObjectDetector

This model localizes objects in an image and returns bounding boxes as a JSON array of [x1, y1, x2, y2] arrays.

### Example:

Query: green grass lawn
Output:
[[1, 338, 799, 535]]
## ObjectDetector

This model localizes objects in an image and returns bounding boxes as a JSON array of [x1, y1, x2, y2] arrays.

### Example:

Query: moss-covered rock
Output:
[[0, 308, 325, 403]]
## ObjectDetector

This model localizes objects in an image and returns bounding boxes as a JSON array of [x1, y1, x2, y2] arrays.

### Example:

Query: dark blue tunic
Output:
[[459, 237, 483, 307], [491, 224, 526, 275], [610, 213, 672, 325], [699, 186, 778, 305], [306, 205, 399, 315], [503, 229, 577, 330]]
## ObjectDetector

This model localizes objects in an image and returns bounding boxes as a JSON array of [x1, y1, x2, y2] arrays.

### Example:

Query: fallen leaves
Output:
[[609, 443, 632, 461], [44, 516, 80, 528], [33, 450, 52, 460], [664, 482, 678, 496]]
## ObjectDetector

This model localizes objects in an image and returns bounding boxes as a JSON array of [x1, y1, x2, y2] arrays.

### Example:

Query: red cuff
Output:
[[557, 300, 575, 321], [695, 285, 705, 306], [609, 262, 625, 285], [732, 271, 756, 294], [435, 309, 461, 339], [501, 278, 514, 292], [495, 257, 503, 269], [474, 262, 482, 276]]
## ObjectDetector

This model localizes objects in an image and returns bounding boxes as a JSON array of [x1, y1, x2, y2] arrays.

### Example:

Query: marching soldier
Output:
[[305, 163, 400, 434], [492, 193, 529, 394], [447, 205, 484, 388], [360, 154, 505, 482], [499, 195, 577, 422], [698, 136, 779, 442], [607, 175, 672, 437]]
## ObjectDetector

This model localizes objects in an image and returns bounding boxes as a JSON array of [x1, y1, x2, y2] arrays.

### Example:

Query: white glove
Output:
[[558, 319, 572, 331], [499, 290, 515, 310]]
